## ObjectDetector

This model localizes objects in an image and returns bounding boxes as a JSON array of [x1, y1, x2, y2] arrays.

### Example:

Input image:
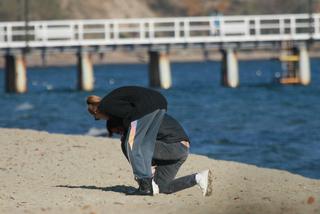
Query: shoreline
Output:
[[1, 49, 320, 68], [0, 128, 319, 214]]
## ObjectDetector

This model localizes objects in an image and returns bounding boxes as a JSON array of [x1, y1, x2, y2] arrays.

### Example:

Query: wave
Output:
[[86, 127, 107, 137], [15, 102, 34, 111]]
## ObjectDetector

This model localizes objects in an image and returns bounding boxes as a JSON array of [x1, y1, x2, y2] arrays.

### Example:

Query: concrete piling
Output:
[[5, 54, 27, 93], [77, 52, 94, 91], [148, 51, 172, 89], [221, 48, 239, 88], [298, 43, 311, 85]]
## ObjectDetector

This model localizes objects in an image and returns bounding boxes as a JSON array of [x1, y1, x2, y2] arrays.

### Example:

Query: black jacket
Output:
[[156, 114, 190, 144], [98, 86, 167, 128]]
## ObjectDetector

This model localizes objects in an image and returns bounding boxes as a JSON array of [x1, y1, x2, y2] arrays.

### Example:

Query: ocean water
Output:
[[0, 59, 319, 179]]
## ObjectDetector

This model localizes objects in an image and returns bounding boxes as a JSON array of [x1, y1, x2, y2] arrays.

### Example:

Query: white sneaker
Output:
[[152, 179, 159, 195], [196, 169, 213, 196]]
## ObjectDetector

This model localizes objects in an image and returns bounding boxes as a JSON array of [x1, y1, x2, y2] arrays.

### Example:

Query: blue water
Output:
[[0, 59, 319, 179]]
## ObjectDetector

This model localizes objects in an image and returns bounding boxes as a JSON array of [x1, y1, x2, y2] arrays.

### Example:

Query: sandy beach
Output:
[[0, 128, 319, 214]]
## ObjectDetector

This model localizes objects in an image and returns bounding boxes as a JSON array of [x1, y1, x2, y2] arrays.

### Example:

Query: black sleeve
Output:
[[120, 133, 129, 162], [99, 97, 133, 119]]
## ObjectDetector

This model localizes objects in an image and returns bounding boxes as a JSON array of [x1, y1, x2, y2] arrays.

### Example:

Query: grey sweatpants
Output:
[[153, 141, 197, 194], [125, 109, 166, 179]]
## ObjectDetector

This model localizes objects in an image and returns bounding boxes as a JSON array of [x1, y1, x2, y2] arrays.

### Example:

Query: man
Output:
[[86, 86, 167, 195], [107, 114, 213, 196]]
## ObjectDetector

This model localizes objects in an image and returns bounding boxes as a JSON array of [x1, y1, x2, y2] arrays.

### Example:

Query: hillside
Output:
[[0, 0, 318, 21]]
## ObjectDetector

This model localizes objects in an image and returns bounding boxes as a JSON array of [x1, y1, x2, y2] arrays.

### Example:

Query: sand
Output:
[[0, 128, 319, 214]]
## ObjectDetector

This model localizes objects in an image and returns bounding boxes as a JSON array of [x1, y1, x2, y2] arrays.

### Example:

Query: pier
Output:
[[0, 13, 319, 93]]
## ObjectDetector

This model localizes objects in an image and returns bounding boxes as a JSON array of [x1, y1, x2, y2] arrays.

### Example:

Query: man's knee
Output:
[[157, 182, 172, 194]]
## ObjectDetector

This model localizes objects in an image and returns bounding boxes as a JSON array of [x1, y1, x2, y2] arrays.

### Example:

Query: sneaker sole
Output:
[[205, 170, 213, 196]]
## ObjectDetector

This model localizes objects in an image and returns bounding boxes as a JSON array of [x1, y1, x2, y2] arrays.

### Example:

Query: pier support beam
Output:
[[221, 48, 239, 88], [5, 54, 27, 93], [77, 52, 94, 91], [279, 42, 311, 85], [148, 51, 172, 89], [298, 43, 311, 85]]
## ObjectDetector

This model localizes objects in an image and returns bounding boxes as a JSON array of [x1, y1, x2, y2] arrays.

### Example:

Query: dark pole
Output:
[[17, 0, 21, 21], [24, 0, 29, 53], [308, 0, 313, 45]]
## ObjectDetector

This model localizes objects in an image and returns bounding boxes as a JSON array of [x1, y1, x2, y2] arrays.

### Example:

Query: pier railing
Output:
[[0, 13, 319, 49]]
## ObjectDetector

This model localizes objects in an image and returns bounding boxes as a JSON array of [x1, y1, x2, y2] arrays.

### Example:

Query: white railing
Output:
[[0, 13, 319, 49]]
